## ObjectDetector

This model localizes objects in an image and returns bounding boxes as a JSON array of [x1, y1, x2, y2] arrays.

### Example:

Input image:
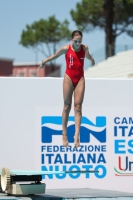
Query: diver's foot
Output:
[[62, 133, 69, 147], [74, 134, 80, 148]]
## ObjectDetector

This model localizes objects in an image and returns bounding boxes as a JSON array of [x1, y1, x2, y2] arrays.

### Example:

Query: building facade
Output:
[[0, 59, 60, 77], [0, 58, 13, 76]]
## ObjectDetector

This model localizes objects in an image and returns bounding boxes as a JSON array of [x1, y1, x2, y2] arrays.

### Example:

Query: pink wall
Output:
[[0, 59, 60, 77]]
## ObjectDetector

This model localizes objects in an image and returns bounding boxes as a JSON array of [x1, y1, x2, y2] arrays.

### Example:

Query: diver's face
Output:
[[71, 35, 82, 50]]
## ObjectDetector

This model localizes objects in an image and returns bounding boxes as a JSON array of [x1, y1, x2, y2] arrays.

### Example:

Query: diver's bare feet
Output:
[[62, 132, 69, 147], [74, 134, 80, 148]]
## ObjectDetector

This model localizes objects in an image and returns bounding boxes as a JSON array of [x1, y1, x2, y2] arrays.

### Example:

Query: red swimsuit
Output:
[[65, 45, 85, 88]]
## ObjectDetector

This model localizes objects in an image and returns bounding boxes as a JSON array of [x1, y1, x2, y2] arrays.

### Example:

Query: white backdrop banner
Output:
[[35, 106, 133, 190], [0, 77, 133, 192]]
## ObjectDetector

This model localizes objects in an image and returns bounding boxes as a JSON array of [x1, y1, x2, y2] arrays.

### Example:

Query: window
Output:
[[31, 72, 37, 77], [19, 72, 25, 77]]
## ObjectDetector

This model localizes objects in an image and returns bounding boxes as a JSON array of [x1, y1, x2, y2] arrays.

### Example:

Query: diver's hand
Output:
[[92, 59, 95, 66], [38, 61, 46, 70]]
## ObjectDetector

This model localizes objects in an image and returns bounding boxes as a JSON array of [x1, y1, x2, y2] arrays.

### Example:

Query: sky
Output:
[[0, 0, 133, 76]]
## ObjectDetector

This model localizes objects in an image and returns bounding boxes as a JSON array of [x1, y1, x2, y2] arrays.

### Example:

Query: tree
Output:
[[19, 16, 71, 64], [70, 0, 133, 58]]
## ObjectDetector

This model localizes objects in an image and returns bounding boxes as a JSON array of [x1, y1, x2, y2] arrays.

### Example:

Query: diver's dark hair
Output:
[[71, 30, 83, 38]]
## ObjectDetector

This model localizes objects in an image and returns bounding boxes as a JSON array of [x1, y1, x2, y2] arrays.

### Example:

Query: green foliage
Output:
[[70, 0, 133, 36], [19, 16, 71, 56], [70, 0, 105, 31]]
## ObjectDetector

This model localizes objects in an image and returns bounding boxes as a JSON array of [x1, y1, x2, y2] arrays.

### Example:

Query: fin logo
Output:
[[41, 116, 106, 143]]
